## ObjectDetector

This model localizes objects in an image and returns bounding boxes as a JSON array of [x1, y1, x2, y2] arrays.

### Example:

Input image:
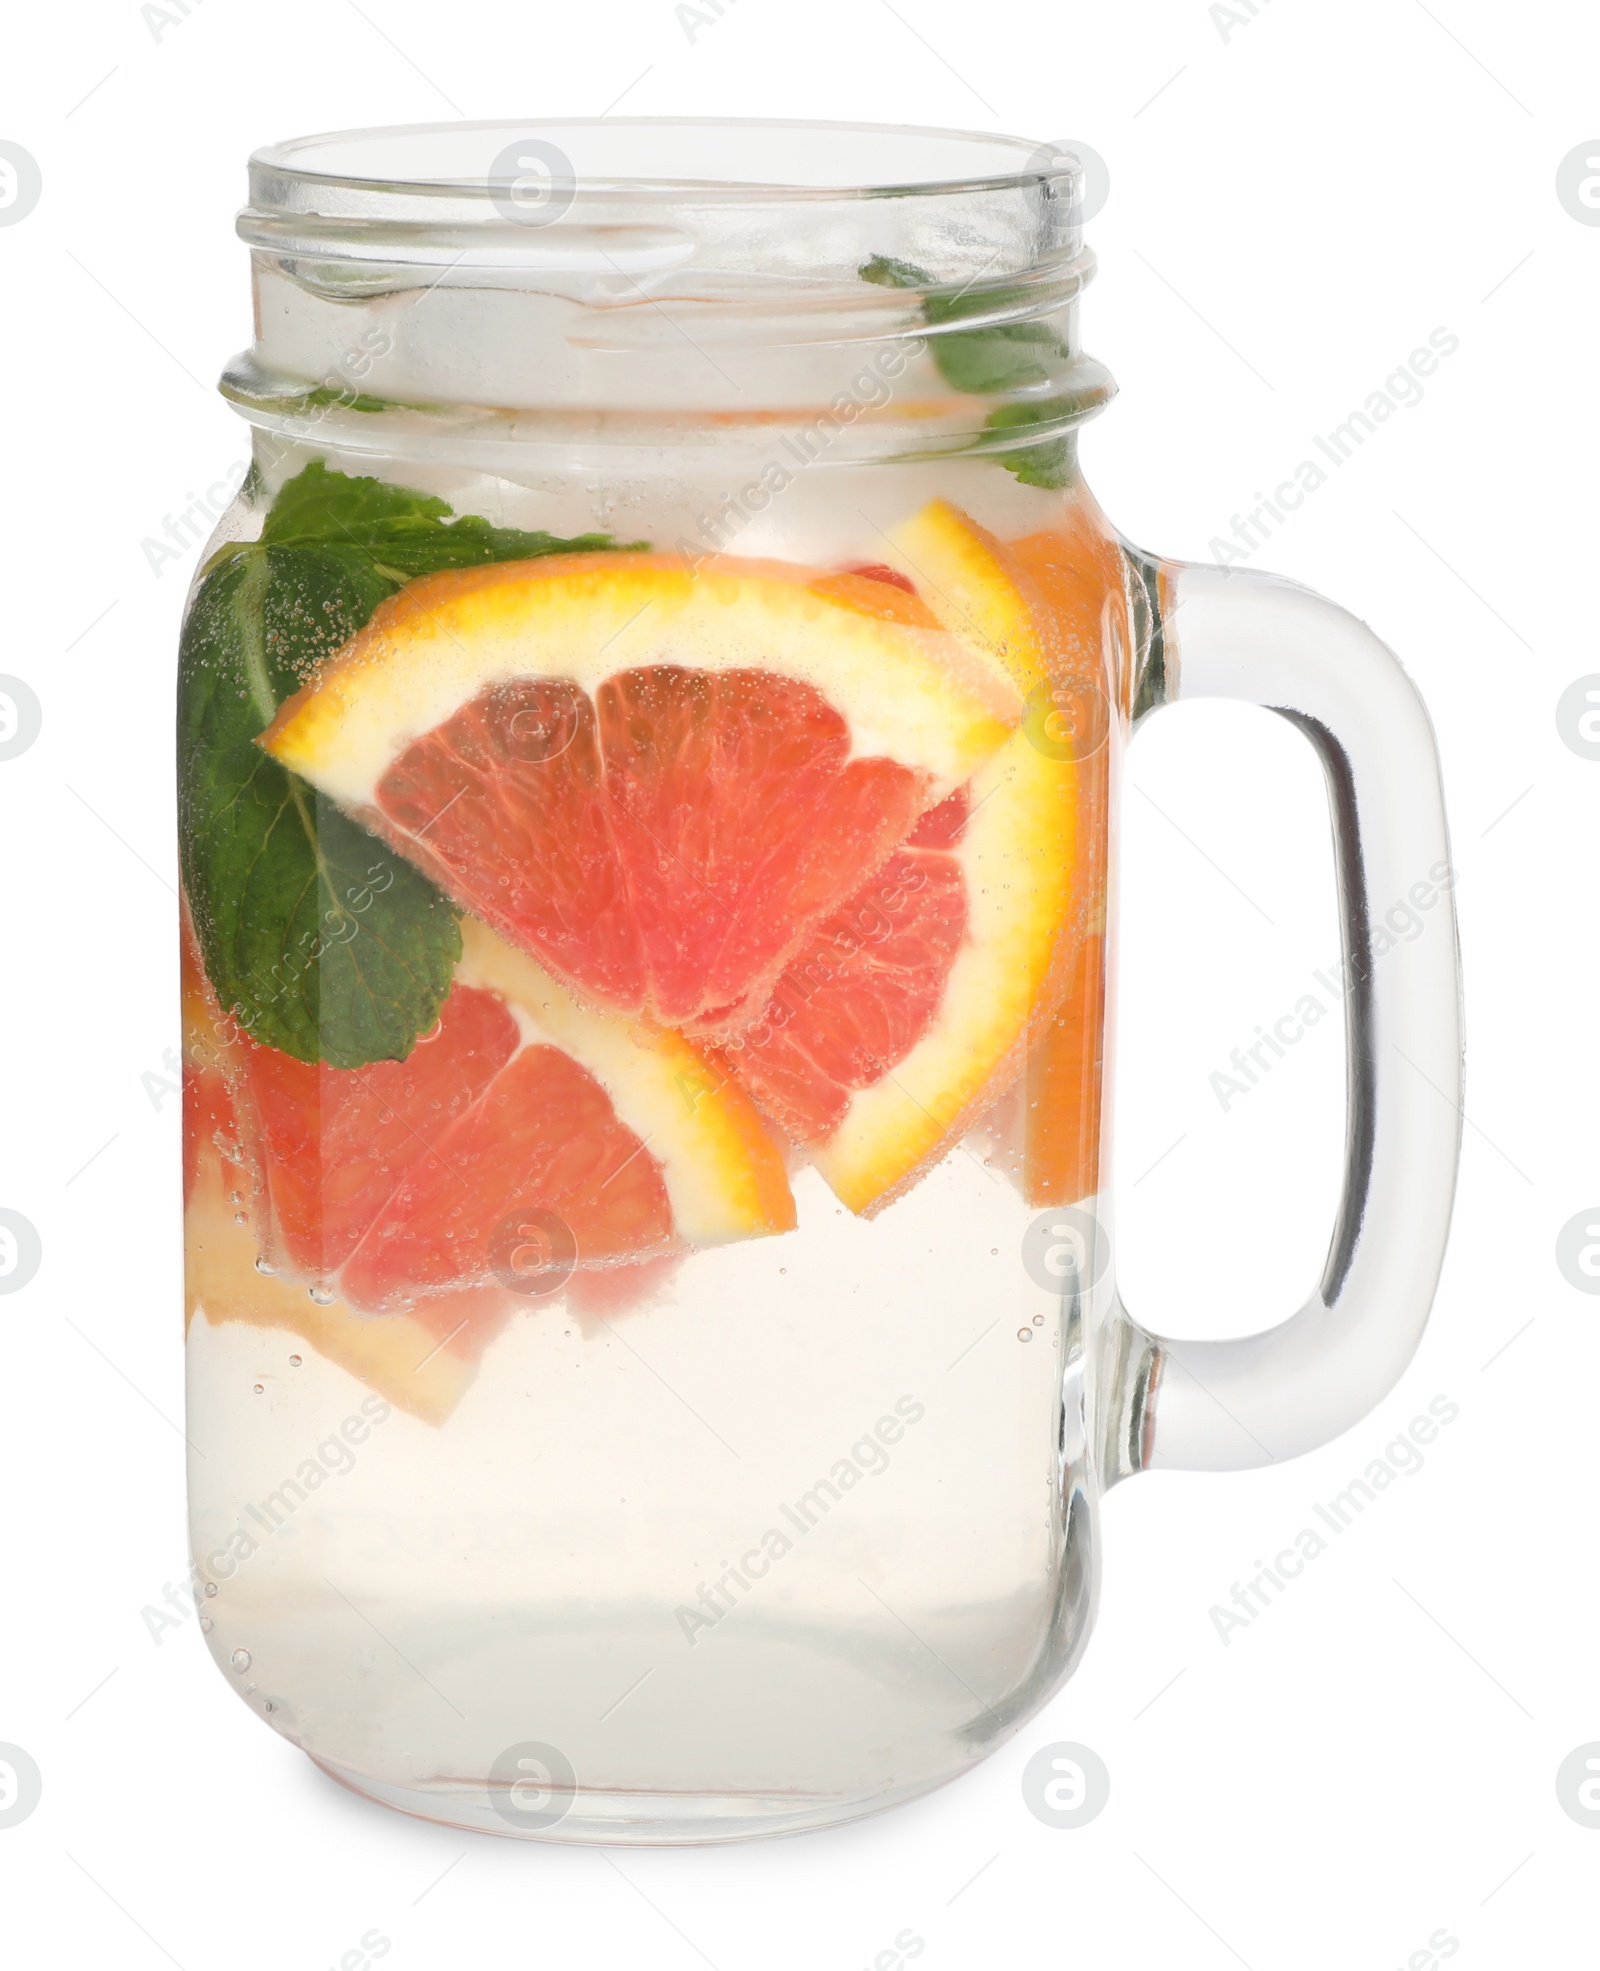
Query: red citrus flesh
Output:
[[340, 1039, 674, 1311], [371, 666, 930, 1027], [364, 1248, 680, 1367], [398, 1283, 524, 1363], [234, 985, 519, 1280], [567, 1252, 684, 1320], [708, 566, 975, 1149], [725, 811, 970, 1146], [183, 1060, 233, 1210], [841, 562, 919, 595], [181, 919, 237, 1208], [217, 971, 675, 1316]]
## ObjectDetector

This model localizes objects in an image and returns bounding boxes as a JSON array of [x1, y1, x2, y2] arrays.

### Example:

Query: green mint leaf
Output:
[[181, 464, 645, 1066], [922, 296, 1068, 396], [859, 254, 930, 293], [859, 255, 1078, 483], [257, 459, 637, 579], [179, 545, 461, 1068], [982, 402, 1079, 489], [258, 458, 455, 543], [349, 513, 633, 579], [860, 254, 1067, 392], [291, 384, 409, 415]]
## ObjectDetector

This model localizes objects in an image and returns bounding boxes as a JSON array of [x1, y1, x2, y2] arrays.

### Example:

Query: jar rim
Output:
[[247, 116, 1082, 207]]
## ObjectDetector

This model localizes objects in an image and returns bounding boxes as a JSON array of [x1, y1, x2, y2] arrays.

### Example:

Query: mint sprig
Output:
[[255, 458, 631, 572], [179, 463, 642, 1067], [860, 254, 1092, 488]]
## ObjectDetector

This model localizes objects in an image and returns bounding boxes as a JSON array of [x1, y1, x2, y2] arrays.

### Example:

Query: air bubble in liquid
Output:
[[230, 1649, 251, 1673], [308, 1286, 335, 1305], [288, 1355, 301, 1368], [233, 1212, 248, 1225], [1017, 1328, 1032, 1343], [200, 1615, 214, 1634], [204, 1581, 218, 1597], [253, 1383, 264, 1394], [254, 1257, 276, 1276], [1032, 1314, 1044, 1326]]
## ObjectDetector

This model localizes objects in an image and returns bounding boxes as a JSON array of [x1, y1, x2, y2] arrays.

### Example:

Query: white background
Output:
[[2, 1, 1595, 1965]]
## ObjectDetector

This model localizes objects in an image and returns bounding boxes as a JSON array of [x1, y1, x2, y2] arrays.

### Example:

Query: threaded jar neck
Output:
[[226, 118, 1113, 472]]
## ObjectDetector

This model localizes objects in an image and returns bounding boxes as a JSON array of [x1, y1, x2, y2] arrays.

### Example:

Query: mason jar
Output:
[[179, 118, 1460, 1842]]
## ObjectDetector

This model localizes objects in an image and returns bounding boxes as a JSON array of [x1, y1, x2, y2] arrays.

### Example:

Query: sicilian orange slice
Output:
[[184, 914, 794, 1413], [725, 502, 1108, 1214], [882, 498, 1055, 683], [227, 915, 793, 1313], [343, 915, 794, 1308], [261, 554, 1017, 1028], [182, 928, 478, 1423], [225, 978, 519, 1284], [1005, 513, 1123, 1205]]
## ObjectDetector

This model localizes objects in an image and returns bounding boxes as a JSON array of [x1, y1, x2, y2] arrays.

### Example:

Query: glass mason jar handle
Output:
[[1103, 562, 1462, 1477]]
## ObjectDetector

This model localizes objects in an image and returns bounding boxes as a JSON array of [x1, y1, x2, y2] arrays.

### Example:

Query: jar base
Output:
[[310, 1753, 957, 1845]]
